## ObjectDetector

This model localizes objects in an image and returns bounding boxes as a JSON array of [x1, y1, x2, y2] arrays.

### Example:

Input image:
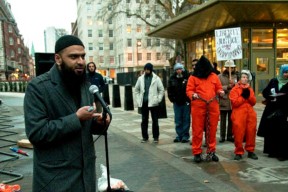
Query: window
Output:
[[108, 18, 112, 24], [109, 30, 113, 37], [108, 4, 112, 11], [99, 56, 104, 63], [127, 24, 131, 33], [8, 25, 12, 33], [165, 39, 169, 46], [87, 16, 93, 25], [11, 50, 15, 58], [128, 53, 132, 61], [147, 53, 151, 60], [146, 10, 150, 18], [127, 39, 132, 47], [110, 56, 114, 64], [99, 43, 103, 50], [89, 43, 93, 50], [166, 53, 170, 60], [127, 9, 131, 18], [99, 30, 103, 37], [137, 39, 142, 47], [156, 52, 161, 60], [86, 2, 92, 11], [252, 29, 273, 49], [147, 39, 151, 47], [126, 0, 130, 3], [156, 39, 160, 46], [136, 0, 140, 3], [137, 53, 142, 61], [137, 25, 141, 33], [88, 29, 92, 37], [9, 37, 14, 45], [109, 43, 113, 50], [18, 47, 21, 54], [146, 25, 150, 33]]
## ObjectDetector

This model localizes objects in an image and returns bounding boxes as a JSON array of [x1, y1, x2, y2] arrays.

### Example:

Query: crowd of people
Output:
[[164, 55, 288, 163], [23, 35, 288, 191]]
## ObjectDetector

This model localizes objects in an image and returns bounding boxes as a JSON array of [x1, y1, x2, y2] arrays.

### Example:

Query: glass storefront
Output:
[[185, 27, 288, 100]]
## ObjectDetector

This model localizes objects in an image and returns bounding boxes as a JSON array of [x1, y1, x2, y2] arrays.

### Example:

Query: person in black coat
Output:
[[168, 63, 191, 143], [257, 64, 288, 161]]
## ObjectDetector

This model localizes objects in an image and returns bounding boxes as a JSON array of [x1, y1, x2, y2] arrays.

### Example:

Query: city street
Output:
[[1, 86, 288, 192]]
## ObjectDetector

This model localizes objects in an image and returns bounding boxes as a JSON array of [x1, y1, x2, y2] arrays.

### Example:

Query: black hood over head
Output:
[[193, 55, 214, 79]]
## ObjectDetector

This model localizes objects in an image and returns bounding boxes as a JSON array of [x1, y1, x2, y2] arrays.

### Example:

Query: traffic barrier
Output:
[[103, 84, 110, 105], [124, 84, 134, 111], [112, 84, 121, 108]]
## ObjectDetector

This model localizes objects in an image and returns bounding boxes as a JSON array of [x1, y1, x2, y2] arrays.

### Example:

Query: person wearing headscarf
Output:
[[229, 69, 258, 161], [257, 64, 288, 161], [186, 55, 224, 163], [168, 63, 191, 143]]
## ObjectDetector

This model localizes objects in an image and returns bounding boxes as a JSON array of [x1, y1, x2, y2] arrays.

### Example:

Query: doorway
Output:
[[251, 50, 275, 101]]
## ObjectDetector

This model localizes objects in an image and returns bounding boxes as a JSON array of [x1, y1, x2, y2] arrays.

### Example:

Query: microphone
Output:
[[89, 85, 109, 113]]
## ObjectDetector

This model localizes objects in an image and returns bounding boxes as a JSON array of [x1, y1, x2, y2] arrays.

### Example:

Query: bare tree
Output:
[[97, 0, 203, 66]]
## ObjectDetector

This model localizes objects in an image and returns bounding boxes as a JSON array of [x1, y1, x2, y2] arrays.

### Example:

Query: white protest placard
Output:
[[215, 27, 242, 61]]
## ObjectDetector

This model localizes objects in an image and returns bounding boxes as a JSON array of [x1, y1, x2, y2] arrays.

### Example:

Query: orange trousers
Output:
[[191, 100, 220, 155], [231, 106, 257, 155]]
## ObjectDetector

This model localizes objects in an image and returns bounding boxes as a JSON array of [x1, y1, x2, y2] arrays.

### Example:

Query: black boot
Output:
[[194, 154, 202, 163]]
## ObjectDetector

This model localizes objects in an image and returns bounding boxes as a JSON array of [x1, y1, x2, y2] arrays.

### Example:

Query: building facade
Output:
[[44, 27, 68, 53], [149, 0, 288, 100], [76, 0, 175, 79], [0, 0, 32, 81]]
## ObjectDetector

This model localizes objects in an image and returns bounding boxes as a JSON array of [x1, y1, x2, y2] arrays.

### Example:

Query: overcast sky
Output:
[[7, 0, 77, 53]]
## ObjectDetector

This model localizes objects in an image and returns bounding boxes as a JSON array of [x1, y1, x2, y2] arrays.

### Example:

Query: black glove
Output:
[[241, 88, 250, 99]]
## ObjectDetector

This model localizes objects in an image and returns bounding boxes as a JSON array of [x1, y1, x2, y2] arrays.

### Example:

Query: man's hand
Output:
[[219, 90, 225, 97], [76, 106, 97, 121], [192, 93, 199, 100]]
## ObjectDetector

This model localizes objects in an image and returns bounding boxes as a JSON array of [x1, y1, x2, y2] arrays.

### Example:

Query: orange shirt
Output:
[[186, 73, 223, 101]]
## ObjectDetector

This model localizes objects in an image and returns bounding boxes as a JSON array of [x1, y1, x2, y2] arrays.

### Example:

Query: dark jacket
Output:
[[167, 70, 190, 105], [87, 72, 105, 93], [257, 78, 288, 157], [24, 65, 98, 191]]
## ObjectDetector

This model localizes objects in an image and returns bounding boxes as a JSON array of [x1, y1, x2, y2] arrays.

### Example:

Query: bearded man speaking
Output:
[[24, 35, 110, 192]]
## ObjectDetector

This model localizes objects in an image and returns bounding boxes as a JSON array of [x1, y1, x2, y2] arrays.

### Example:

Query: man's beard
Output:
[[60, 61, 86, 87]]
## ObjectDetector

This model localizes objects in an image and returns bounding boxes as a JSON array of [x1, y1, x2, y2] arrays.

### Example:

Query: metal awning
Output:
[[148, 0, 288, 40]]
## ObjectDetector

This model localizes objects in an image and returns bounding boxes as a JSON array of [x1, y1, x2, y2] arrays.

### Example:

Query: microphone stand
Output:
[[101, 105, 113, 192]]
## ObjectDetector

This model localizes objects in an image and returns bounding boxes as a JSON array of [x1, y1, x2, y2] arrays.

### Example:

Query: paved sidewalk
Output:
[[1, 88, 288, 192]]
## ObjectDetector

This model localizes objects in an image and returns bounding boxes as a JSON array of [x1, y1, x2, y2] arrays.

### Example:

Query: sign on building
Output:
[[215, 27, 242, 61]]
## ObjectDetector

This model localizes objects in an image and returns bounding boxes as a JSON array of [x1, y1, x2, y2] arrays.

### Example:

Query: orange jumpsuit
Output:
[[229, 83, 257, 155], [186, 73, 223, 155]]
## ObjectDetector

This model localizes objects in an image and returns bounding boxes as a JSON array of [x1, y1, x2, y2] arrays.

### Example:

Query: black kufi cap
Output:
[[55, 35, 84, 53]]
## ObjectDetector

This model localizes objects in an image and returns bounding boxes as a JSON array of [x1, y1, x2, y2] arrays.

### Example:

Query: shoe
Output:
[[234, 154, 242, 160], [141, 138, 148, 143], [153, 138, 159, 143], [248, 152, 258, 160], [173, 138, 181, 143], [227, 137, 234, 142], [203, 143, 207, 147], [277, 157, 287, 161], [219, 138, 225, 143], [194, 154, 202, 163], [210, 152, 219, 162], [181, 138, 189, 143]]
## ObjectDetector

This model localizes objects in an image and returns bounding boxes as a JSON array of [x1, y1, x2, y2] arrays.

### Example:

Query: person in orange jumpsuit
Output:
[[186, 55, 224, 163], [229, 69, 258, 160]]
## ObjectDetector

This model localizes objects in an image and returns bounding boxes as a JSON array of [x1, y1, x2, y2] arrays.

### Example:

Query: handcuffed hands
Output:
[[241, 88, 250, 99]]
